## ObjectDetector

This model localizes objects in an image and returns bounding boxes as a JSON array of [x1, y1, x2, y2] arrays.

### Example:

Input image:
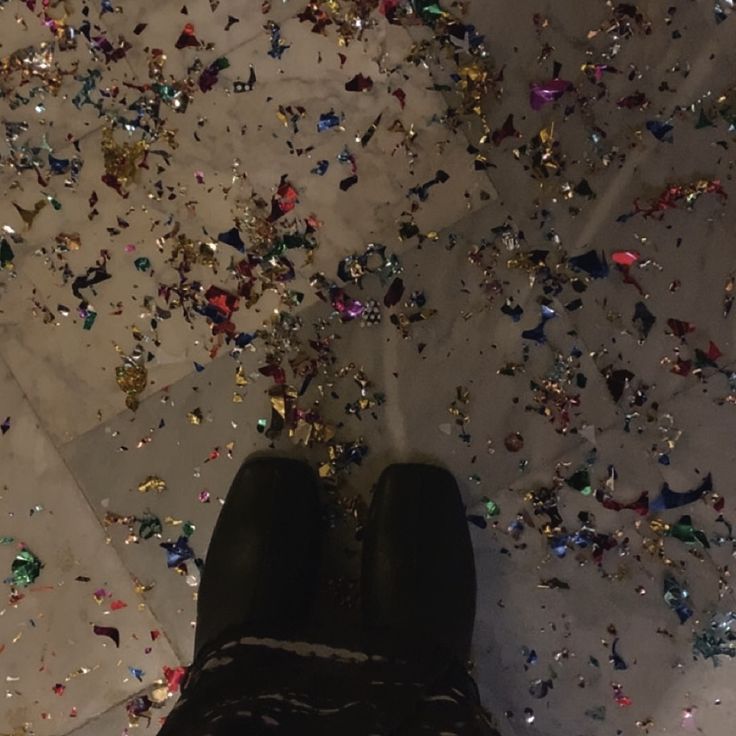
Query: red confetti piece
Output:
[[205, 286, 240, 319], [53, 683, 65, 695], [491, 114, 520, 146], [706, 341, 723, 361], [259, 364, 286, 384], [597, 490, 649, 515], [175, 23, 200, 49], [379, 0, 401, 19], [613, 684, 633, 707], [93, 624, 120, 647], [611, 250, 639, 266], [268, 179, 299, 222], [667, 318, 696, 338], [616, 92, 648, 109], [632, 179, 726, 219], [110, 599, 127, 611], [671, 358, 693, 376], [345, 73, 373, 92], [392, 88, 406, 109], [163, 665, 188, 693]]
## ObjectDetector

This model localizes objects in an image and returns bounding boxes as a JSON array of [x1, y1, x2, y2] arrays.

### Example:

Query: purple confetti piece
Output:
[[529, 79, 573, 110]]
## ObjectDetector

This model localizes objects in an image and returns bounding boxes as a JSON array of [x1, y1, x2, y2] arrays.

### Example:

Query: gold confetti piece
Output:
[[133, 577, 155, 594], [101, 125, 149, 194], [1, 43, 66, 96], [538, 578, 570, 590], [187, 408, 203, 425], [150, 686, 169, 703], [649, 518, 670, 535], [55, 232, 81, 251], [137, 476, 167, 494], [13, 200, 47, 229], [235, 364, 248, 386], [115, 362, 147, 411]]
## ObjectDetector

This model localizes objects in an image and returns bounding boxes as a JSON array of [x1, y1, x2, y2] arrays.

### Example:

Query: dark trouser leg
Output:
[[158, 456, 321, 735], [361, 464, 493, 734], [193, 455, 321, 656], [362, 463, 477, 662]]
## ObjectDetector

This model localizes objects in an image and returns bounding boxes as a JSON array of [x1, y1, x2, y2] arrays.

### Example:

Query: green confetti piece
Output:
[[483, 499, 500, 517], [0, 239, 14, 267], [8, 547, 42, 587], [134, 257, 151, 272], [567, 468, 592, 495], [414, 0, 444, 22], [83, 311, 97, 330], [139, 514, 162, 540], [668, 515, 710, 548]]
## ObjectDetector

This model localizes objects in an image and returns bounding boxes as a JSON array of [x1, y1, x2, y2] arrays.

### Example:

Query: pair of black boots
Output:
[[194, 457, 476, 667]]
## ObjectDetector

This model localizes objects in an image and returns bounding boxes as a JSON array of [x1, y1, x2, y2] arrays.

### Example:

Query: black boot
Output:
[[193, 456, 321, 658], [361, 463, 476, 663]]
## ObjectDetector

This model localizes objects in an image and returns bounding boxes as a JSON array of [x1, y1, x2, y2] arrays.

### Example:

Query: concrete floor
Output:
[[2, 0, 736, 734]]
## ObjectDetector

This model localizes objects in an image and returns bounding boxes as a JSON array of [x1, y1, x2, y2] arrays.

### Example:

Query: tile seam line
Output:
[[60, 683, 162, 736]]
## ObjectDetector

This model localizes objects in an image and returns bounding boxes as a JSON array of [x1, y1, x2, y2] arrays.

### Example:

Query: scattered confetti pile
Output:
[[2, 0, 736, 735]]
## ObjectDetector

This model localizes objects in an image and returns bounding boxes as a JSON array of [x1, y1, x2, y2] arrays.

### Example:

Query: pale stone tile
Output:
[[0, 358, 179, 736]]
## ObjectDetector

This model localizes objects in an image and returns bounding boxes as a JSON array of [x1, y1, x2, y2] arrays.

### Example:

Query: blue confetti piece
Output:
[[311, 160, 329, 175], [522, 305, 556, 344], [267, 23, 290, 59], [501, 301, 524, 322], [193, 362, 205, 372], [650, 473, 712, 512], [646, 120, 674, 142], [317, 112, 341, 132], [540, 304, 556, 319], [664, 574, 693, 623], [568, 250, 609, 278], [48, 153, 70, 174], [217, 228, 245, 252], [160, 536, 195, 568], [549, 533, 569, 557]]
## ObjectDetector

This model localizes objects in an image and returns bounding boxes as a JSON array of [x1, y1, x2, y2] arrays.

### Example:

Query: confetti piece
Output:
[[529, 79, 573, 110], [92, 625, 120, 647], [5, 547, 42, 587], [137, 476, 167, 494]]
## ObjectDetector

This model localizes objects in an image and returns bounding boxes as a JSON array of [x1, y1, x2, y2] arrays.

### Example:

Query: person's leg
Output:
[[362, 462, 476, 662], [362, 464, 495, 734], [194, 455, 321, 655], [158, 455, 321, 735]]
